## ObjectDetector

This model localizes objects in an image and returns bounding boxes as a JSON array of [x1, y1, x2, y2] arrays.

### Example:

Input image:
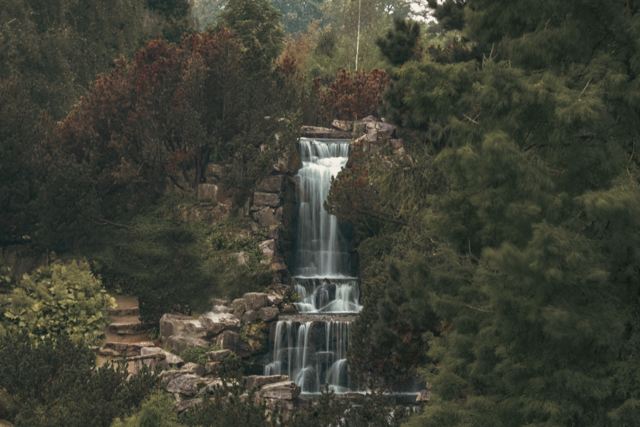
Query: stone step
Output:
[[100, 341, 156, 357], [109, 307, 140, 317], [108, 322, 146, 335]]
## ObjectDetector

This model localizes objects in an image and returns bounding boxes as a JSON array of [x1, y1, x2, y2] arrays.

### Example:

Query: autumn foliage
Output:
[[315, 68, 389, 123], [53, 29, 299, 226]]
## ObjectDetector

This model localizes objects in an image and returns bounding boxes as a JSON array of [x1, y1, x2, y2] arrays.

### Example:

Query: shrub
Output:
[[0, 259, 115, 343], [111, 391, 186, 427], [0, 331, 158, 427], [181, 344, 221, 365]]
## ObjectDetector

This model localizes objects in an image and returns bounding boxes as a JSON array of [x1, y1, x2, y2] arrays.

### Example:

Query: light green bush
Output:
[[0, 259, 115, 343], [111, 391, 186, 427]]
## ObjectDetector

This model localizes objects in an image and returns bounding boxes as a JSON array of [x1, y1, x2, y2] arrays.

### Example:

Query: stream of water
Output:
[[264, 138, 360, 394]]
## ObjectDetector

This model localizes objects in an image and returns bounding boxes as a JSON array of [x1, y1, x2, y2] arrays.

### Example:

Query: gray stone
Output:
[[108, 322, 145, 335], [253, 192, 281, 207], [215, 330, 251, 357], [141, 347, 184, 367], [197, 184, 218, 202], [390, 139, 403, 150], [259, 239, 275, 258], [181, 362, 206, 377], [204, 361, 220, 375], [232, 252, 249, 265], [176, 398, 203, 413], [252, 207, 278, 227], [160, 313, 207, 342], [166, 335, 211, 355], [126, 341, 156, 356], [231, 299, 245, 318], [416, 389, 431, 402], [245, 375, 289, 390], [207, 163, 224, 177], [266, 225, 279, 239], [260, 381, 301, 400], [301, 126, 351, 139], [280, 303, 296, 314], [206, 349, 231, 362], [256, 175, 285, 193], [268, 293, 283, 306], [166, 374, 215, 397], [332, 119, 352, 131], [108, 306, 140, 316], [232, 298, 246, 311], [263, 398, 299, 421], [272, 261, 287, 272], [211, 305, 232, 314], [242, 310, 258, 323], [199, 312, 241, 335], [243, 293, 270, 311], [258, 306, 279, 322], [211, 298, 229, 306], [159, 370, 188, 384]]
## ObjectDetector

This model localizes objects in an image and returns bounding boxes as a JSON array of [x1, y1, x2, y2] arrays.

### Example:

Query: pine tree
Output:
[[340, 1, 640, 425]]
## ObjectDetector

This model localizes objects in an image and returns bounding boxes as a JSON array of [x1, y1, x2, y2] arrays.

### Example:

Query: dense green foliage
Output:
[[95, 208, 274, 322], [327, 0, 640, 425], [0, 78, 45, 243], [0, 259, 115, 343], [112, 391, 186, 427], [0, 0, 150, 118], [0, 332, 158, 426]]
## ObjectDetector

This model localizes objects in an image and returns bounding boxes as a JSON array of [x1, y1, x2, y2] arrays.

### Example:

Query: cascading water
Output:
[[265, 138, 361, 394], [294, 138, 352, 278]]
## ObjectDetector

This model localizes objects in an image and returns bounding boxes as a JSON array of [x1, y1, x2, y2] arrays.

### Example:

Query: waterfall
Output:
[[294, 138, 352, 278], [265, 138, 361, 394]]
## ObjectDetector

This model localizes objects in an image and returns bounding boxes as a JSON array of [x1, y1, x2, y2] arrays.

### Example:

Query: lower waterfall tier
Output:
[[264, 318, 356, 394]]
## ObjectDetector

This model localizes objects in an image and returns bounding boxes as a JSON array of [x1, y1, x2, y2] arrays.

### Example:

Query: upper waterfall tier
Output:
[[293, 138, 352, 278]]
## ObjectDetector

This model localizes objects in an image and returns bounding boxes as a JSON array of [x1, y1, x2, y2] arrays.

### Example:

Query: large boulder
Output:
[[231, 298, 245, 318], [245, 375, 289, 390], [141, 347, 183, 368], [160, 314, 207, 342], [258, 306, 279, 322], [243, 293, 269, 311], [242, 310, 258, 324], [268, 293, 283, 306], [260, 381, 301, 400], [215, 330, 251, 357], [259, 240, 275, 258], [256, 175, 285, 193], [197, 184, 218, 202], [176, 398, 203, 414], [416, 389, 432, 402], [166, 375, 218, 397], [253, 192, 282, 208], [301, 126, 351, 139], [181, 362, 206, 377], [166, 335, 211, 354], [252, 207, 278, 227], [199, 312, 241, 335], [206, 349, 231, 362]]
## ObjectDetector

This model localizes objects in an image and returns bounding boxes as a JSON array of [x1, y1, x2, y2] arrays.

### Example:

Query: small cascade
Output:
[[264, 320, 353, 394], [265, 138, 361, 394], [293, 278, 362, 313]]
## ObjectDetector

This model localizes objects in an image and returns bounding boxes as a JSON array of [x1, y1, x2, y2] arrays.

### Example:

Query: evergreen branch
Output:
[[465, 304, 493, 313], [463, 113, 479, 124]]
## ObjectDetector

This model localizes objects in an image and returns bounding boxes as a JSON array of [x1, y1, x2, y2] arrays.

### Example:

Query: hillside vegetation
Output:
[[1, 0, 640, 426]]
